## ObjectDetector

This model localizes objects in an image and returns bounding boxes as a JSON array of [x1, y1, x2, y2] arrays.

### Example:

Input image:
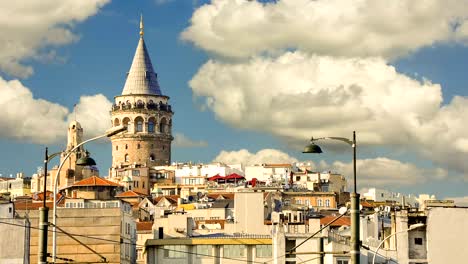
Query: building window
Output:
[[136, 120, 143, 132], [163, 245, 186, 258], [133, 170, 140, 176], [149, 154, 155, 161], [317, 199, 323, 207], [296, 199, 302, 205], [336, 259, 349, 264], [143, 182, 145, 188], [210, 217, 220, 220], [305, 199, 310, 206], [223, 245, 245, 258], [256, 245, 272, 258], [125, 144, 128, 150], [415, 237, 423, 245], [125, 154, 129, 162], [195, 245, 211, 258], [148, 119, 155, 133], [325, 199, 330, 207], [116, 145, 118, 151], [137, 143, 141, 149]]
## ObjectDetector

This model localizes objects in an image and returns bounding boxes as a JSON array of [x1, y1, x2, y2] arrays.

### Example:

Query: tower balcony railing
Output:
[[112, 103, 172, 113]]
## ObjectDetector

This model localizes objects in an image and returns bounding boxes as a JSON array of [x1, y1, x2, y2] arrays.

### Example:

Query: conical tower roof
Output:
[[121, 16, 162, 95]]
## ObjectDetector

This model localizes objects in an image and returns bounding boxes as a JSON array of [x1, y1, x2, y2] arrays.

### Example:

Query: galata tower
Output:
[[109, 16, 173, 178]]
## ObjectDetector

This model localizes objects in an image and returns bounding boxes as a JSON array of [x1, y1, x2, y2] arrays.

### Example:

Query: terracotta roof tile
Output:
[[136, 221, 153, 231], [115, 190, 146, 198], [153, 195, 179, 204], [73, 176, 121, 187], [320, 216, 351, 227]]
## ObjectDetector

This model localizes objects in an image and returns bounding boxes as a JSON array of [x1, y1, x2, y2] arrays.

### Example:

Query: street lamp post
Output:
[[372, 223, 425, 264], [303, 131, 360, 264], [51, 125, 127, 263], [38, 148, 66, 264]]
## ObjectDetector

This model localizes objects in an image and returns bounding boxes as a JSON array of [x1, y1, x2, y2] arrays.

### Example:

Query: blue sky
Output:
[[0, 0, 467, 201]]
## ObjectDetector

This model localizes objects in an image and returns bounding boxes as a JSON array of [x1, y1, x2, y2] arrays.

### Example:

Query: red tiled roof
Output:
[[115, 190, 146, 198], [73, 176, 121, 187], [14, 200, 54, 210], [361, 200, 374, 208], [208, 193, 234, 200], [320, 216, 351, 227], [136, 221, 153, 231], [154, 195, 179, 204], [32, 191, 54, 201]]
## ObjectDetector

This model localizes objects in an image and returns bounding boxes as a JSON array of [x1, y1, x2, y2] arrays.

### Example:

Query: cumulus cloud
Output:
[[173, 133, 208, 147], [68, 94, 113, 138], [0, 77, 69, 143], [0, 76, 113, 144], [321, 158, 448, 188], [213, 148, 447, 188], [0, 0, 109, 78], [213, 148, 298, 165], [182, 0, 468, 59], [189, 52, 468, 177]]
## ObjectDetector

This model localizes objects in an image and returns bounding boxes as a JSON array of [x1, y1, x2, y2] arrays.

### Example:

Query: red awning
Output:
[[208, 174, 224, 181], [225, 173, 245, 180]]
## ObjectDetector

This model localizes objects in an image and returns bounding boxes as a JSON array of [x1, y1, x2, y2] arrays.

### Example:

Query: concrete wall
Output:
[[16, 206, 135, 264], [426, 207, 468, 263], [233, 192, 269, 234], [0, 218, 29, 264]]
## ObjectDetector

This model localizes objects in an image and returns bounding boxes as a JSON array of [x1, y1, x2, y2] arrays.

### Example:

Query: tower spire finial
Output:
[[140, 14, 144, 37]]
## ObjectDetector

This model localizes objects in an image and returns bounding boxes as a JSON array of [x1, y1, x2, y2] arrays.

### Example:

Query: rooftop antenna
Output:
[[73, 103, 77, 122]]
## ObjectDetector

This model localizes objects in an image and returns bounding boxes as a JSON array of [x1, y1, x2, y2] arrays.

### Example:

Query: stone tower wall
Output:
[[110, 94, 173, 168]]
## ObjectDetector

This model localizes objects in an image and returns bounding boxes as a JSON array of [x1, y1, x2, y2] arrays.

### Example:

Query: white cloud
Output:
[[173, 133, 208, 147], [182, 0, 468, 59], [0, 76, 112, 144], [213, 148, 298, 165], [190, 52, 468, 176], [0, 0, 109, 78], [321, 157, 448, 188], [0, 77, 69, 143], [213, 148, 447, 188], [68, 94, 113, 138]]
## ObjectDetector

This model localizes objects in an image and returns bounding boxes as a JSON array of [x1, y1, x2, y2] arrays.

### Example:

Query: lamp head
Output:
[[302, 138, 323, 154], [105, 125, 127, 137], [409, 223, 425, 230]]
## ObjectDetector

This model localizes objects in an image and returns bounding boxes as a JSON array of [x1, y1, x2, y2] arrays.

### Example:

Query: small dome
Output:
[[76, 156, 97, 166], [122, 176, 132, 182]]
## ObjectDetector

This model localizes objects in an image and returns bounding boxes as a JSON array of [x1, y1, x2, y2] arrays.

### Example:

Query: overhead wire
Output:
[[0, 220, 269, 263]]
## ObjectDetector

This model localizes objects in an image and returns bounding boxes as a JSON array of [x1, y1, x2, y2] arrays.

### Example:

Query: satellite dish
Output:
[[339, 207, 348, 215]]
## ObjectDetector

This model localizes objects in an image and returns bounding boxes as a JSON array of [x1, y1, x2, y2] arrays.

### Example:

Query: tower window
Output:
[[148, 119, 155, 133], [137, 143, 141, 149], [136, 120, 143, 132], [159, 118, 167, 133], [116, 145, 118, 151]]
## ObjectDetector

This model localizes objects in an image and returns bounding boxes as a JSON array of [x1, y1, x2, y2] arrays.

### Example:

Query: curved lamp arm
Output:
[[310, 136, 353, 146], [52, 125, 126, 262], [372, 223, 425, 264]]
